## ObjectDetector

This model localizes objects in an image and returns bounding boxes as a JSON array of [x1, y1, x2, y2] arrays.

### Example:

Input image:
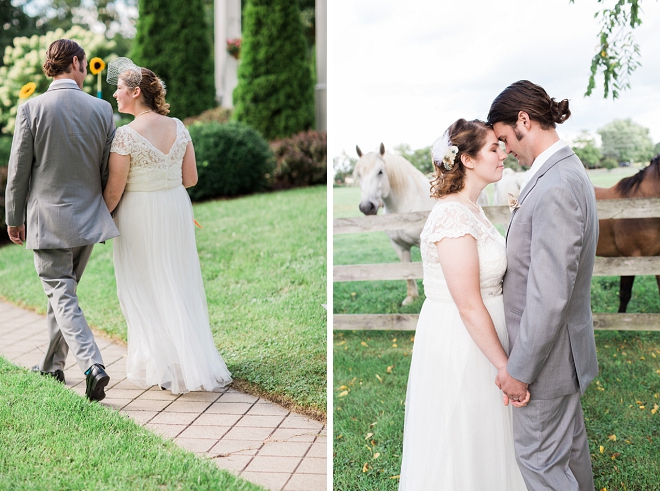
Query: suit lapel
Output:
[[505, 145, 576, 240]]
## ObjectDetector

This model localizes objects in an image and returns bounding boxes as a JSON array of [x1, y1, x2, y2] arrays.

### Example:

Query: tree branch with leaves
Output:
[[572, 0, 652, 99]]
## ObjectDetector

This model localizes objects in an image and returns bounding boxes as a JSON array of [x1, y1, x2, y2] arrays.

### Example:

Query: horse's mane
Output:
[[614, 154, 660, 196], [384, 153, 426, 193]]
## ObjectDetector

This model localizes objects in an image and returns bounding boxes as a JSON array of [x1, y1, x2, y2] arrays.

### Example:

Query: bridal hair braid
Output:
[[43, 39, 86, 77], [123, 68, 170, 115], [486, 80, 571, 130], [430, 119, 489, 199]]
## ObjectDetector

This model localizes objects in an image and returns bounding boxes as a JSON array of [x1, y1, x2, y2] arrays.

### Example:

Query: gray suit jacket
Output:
[[4, 80, 119, 249], [503, 145, 599, 399]]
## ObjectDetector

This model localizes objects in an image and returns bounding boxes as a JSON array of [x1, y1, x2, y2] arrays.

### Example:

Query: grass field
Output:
[[0, 186, 326, 416], [0, 356, 264, 491], [333, 168, 660, 491]]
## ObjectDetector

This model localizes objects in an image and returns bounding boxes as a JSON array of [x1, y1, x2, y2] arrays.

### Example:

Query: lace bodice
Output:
[[110, 118, 191, 192], [420, 201, 507, 302]]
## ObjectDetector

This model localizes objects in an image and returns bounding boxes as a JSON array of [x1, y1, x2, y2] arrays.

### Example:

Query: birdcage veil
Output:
[[107, 57, 142, 87]]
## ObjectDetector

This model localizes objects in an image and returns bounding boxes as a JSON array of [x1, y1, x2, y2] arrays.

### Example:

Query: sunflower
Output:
[[90, 57, 106, 75], [19, 82, 37, 99]]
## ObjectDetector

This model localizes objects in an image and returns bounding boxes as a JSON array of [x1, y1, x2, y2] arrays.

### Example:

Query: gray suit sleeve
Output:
[[5, 104, 34, 226], [100, 105, 116, 190], [507, 184, 584, 384]]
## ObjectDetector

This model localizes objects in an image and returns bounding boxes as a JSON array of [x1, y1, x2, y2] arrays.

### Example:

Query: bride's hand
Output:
[[511, 390, 531, 407]]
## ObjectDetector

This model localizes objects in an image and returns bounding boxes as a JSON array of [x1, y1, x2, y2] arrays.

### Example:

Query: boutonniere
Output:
[[508, 193, 521, 212]]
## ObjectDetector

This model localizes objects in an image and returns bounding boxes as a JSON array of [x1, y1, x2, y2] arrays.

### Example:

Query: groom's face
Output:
[[492, 121, 530, 167]]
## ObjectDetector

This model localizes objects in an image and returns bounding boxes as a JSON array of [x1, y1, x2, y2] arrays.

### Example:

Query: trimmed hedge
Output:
[[232, 0, 314, 140], [270, 130, 326, 188], [130, 0, 217, 120], [187, 121, 275, 201]]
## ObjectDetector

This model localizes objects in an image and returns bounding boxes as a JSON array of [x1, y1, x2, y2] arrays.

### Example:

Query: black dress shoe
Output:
[[31, 365, 65, 384], [85, 364, 110, 402]]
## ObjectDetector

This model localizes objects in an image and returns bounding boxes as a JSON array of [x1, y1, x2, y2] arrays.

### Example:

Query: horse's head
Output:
[[353, 143, 390, 215]]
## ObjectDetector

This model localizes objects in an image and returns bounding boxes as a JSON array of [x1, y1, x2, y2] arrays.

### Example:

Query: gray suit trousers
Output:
[[33, 246, 104, 373], [513, 391, 595, 491]]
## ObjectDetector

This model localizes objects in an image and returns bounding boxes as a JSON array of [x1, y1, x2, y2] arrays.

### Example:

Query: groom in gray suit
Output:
[[5, 39, 118, 401], [487, 81, 599, 490]]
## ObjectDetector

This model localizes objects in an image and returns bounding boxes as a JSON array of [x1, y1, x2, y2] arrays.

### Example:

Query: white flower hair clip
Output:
[[431, 131, 459, 171], [442, 146, 459, 171]]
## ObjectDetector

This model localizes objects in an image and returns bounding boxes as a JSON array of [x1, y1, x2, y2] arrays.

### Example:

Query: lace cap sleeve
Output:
[[425, 202, 480, 245], [110, 126, 131, 156], [175, 118, 192, 144]]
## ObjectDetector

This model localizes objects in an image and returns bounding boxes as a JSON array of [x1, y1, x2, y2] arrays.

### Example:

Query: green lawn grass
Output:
[[333, 170, 660, 490], [333, 330, 660, 491], [0, 186, 326, 416], [0, 356, 264, 491]]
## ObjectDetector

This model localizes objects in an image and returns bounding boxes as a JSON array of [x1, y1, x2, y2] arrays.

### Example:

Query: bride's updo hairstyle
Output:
[[487, 80, 570, 130], [135, 68, 170, 115], [429, 119, 489, 199]]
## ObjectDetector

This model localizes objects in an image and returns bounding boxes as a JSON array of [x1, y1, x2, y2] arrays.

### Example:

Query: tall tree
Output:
[[130, 0, 216, 119], [232, 0, 314, 140], [597, 118, 655, 164]]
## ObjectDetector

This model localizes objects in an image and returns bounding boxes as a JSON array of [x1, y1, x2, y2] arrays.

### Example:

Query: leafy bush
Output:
[[0, 26, 118, 134], [186, 121, 274, 201], [183, 107, 233, 127], [601, 157, 618, 170], [270, 130, 326, 188], [232, 0, 314, 140], [0, 136, 12, 167]]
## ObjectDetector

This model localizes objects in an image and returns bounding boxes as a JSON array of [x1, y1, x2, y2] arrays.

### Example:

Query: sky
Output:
[[327, 0, 660, 162]]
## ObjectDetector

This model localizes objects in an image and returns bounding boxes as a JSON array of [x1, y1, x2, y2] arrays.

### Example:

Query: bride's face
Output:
[[471, 129, 507, 184], [113, 79, 137, 114]]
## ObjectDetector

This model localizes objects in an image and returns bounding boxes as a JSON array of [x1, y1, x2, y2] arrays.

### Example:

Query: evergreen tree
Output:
[[233, 0, 314, 140], [130, 0, 216, 119]]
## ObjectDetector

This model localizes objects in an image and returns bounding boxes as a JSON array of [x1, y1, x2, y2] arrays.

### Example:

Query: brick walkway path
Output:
[[0, 300, 327, 491]]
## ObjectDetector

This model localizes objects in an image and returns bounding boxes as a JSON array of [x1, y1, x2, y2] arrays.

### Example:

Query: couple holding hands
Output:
[[398, 81, 599, 491], [5, 39, 231, 402]]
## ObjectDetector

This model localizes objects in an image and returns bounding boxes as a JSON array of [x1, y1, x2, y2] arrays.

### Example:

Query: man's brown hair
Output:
[[42, 39, 86, 78], [487, 80, 571, 130]]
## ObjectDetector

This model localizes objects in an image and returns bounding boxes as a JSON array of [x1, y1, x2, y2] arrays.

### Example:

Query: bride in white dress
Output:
[[102, 58, 232, 394], [398, 119, 528, 490]]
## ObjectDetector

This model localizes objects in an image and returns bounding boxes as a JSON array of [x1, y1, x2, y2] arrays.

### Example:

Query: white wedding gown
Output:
[[398, 201, 526, 491], [110, 118, 232, 394]]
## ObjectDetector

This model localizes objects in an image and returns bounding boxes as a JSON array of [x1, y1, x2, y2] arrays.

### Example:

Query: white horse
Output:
[[354, 143, 435, 305], [492, 168, 529, 205]]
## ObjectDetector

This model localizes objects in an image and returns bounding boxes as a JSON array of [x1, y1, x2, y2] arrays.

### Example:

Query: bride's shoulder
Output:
[[430, 198, 471, 216], [113, 124, 134, 141]]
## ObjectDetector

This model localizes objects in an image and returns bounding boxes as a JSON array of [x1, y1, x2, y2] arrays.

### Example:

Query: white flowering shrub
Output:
[[0, 26, 118, 134]]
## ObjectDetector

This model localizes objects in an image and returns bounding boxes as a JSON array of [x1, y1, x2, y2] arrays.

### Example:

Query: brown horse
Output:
[[594, 154, 660, 312]]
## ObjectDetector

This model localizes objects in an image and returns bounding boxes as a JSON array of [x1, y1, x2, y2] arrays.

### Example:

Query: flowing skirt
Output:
[[113, 185, 232, 394], [398, 294, 526, 491]]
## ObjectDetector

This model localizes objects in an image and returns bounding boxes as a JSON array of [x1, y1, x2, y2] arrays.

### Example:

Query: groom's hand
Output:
[[496, 365, 528, 405], [7, 225, 25, 246]]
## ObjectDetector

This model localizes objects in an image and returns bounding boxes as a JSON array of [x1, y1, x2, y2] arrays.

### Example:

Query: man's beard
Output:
[[514, 125, 524, 141]]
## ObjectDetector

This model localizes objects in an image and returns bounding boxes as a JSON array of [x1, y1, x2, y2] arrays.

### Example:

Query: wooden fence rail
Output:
[[333, 198, 660, 331], [334, 197, 660, 234]]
